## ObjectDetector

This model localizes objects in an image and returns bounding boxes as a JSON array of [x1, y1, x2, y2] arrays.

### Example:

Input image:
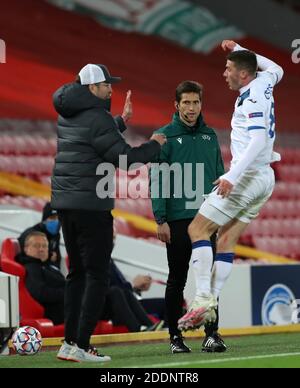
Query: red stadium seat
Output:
[[253, 236, 300, 260], [47, 138, 57, 156], [0, 135, 15, 155], [134, 198, 154, 219], [0, 134, 57, 157], [0, 238, 118, 337], [220, 145, 232, 165], [271, 182, 298, 200], [38, 175, 51, 186], [251, 219, 300, 238], [115, 196, 153, 220], [14, 136, 28, 155], [114, 217, 135, 237], [277, 165, 300, 182], [279, 148, 300, 165], [0, 155, 17, 173], [0, 238, 56, 337], [0, 195, 48, 212], [259, 200, 300, 219], [0, 155, 54, 177]]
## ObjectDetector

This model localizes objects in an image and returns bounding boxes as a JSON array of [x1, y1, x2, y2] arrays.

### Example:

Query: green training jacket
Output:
[[150, 112, 224, 223]]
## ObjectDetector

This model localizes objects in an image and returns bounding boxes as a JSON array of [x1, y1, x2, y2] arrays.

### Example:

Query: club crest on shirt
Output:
[[264, 84, 273, 100]]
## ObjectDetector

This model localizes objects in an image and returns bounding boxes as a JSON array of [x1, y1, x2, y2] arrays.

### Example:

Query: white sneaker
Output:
[[67, 345, 111, 363], [57, 341, 77, 361], [0, 344, 9, 356], [178, 294, 217, 331]]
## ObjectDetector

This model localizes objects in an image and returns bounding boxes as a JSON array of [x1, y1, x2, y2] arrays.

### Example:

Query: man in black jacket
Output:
[[52, 63, 166, 363], [17, 231, 65, 325], [109, 259, 166, 321], [18, 202, 61, 269]]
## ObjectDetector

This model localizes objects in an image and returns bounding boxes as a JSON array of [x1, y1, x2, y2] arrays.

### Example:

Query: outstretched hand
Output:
[[221, 40, 237, 52], [122, 90, 133, 123], [150, 133, 167, 146]]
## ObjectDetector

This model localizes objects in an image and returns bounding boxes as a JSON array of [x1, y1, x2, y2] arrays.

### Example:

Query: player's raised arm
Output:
[[223, 39, 284, 86], [254, 52, 284, 85]]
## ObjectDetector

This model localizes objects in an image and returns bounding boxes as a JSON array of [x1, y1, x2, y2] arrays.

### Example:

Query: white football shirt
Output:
[[230, 70, 277, 171]]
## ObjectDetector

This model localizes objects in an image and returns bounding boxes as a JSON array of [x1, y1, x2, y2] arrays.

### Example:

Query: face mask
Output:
[[45, 220, 60, 236]]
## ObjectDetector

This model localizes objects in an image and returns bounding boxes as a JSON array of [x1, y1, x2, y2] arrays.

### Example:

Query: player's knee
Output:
[[188, 220, 199, 240], [188, 219, 207, 241]]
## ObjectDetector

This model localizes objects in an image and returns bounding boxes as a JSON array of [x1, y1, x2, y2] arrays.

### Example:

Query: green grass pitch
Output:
[[1, 333, 300, 368]]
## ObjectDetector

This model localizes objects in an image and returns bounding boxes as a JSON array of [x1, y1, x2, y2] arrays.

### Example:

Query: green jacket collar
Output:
[[169, 112, 214, 137]]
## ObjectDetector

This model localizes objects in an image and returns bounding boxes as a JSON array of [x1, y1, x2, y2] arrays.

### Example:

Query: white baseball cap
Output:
[[78, 64, 121, 85]]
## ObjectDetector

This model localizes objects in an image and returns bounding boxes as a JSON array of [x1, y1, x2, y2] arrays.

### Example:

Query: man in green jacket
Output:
[[151, 81, 227, 353]]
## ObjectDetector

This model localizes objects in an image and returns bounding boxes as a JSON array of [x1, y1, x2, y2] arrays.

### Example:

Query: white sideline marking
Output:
[[131, 352, 300, 368]]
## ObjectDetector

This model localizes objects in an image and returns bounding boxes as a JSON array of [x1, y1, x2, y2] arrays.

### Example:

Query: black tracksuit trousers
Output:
[[103, 286, 153, 332], [166, 219, 219, 337], [58, 209, 113, 350]]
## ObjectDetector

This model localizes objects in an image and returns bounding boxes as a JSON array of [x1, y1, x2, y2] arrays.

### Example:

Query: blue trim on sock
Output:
[[216, 253, 234, 264], [192, 240, 211, 249]]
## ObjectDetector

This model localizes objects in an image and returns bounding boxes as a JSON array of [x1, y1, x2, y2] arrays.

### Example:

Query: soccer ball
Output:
[[12, 326, 42, 356]]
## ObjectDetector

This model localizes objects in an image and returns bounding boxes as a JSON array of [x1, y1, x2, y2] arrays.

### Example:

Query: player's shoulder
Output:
[[253, 71, 275, 93], [243, 96, 267, 115], [244, 91, 264, 106], [244, 77, 272, 108]]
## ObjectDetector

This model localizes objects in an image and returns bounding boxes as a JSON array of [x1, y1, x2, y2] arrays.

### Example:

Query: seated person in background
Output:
[[109, 259, 166, 325], [131, 274, 166, 322], [102, 284, 163, 333], [18, 202, 61, 269], [16, 231, 65, 325], [132, 274, 152, 294]]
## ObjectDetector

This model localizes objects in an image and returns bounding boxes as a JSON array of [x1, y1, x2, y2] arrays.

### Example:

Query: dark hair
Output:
[[227, 50, 257, 75], [175, 81, 203, 103]]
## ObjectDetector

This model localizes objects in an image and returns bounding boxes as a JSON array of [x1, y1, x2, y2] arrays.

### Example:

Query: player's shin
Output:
[[211, 253, 234, 299], [192, 240, 214, 297]]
